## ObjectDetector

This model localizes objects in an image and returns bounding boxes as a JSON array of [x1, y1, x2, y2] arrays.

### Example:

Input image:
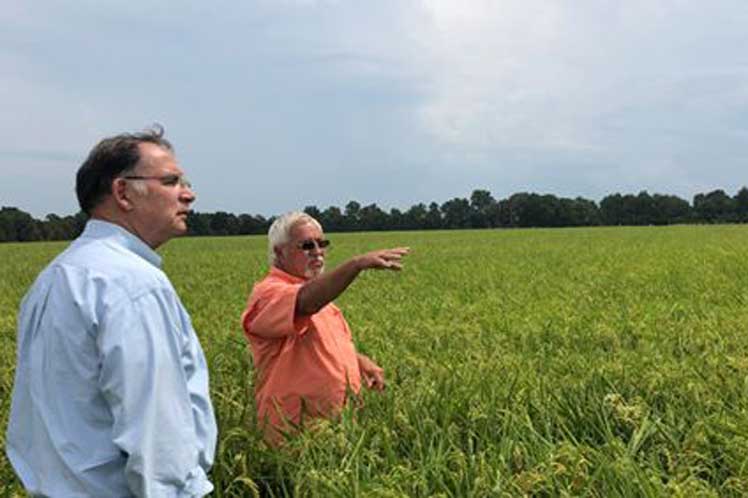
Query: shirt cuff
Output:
[[181, 466, 213, 497], [148, 466, 212, 497]]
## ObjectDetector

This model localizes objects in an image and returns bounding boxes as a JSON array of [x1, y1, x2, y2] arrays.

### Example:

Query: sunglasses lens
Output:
[[298, 239, 330, 251]]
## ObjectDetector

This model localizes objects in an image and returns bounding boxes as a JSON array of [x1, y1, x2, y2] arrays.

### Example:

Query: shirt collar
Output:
[[81, 219, 163, 268], [269, 265, 307, 284]]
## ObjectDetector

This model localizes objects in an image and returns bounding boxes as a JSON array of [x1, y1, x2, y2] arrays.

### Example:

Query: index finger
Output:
[[387, 247, 410, 255]]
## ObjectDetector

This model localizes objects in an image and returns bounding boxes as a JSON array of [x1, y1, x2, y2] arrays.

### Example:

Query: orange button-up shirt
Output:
[[241, 267, 361, 438]]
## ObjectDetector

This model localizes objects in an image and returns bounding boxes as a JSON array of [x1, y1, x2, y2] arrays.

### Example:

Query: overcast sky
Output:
[[2, 1, 747, 218]]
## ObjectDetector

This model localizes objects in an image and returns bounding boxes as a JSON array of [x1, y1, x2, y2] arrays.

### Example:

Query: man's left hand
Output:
[[357, 354, 385, 391]]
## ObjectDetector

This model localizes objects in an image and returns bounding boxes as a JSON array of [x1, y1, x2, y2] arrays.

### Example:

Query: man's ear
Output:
[[111, 178, 134, 211], [273, 245, 285, 264]]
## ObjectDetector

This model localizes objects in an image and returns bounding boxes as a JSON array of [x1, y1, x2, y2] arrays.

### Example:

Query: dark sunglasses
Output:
[[123, 174, 192, 189], [297, 238, 331, 251]]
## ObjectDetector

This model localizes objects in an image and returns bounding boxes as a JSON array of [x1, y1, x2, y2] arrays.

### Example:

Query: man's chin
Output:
[[304, 265, 325, 279], [174, 219, 189, 235]]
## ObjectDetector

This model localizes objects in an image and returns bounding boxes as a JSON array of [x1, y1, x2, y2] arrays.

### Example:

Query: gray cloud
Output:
[[2, 1, 747, 217]]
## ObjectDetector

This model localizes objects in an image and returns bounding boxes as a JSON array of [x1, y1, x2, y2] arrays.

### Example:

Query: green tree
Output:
[[0, 207, 42, 241], [734, 187, 748, 222], [633, 191, 656, 225], [507, 193, 558, 227], [651, 195, 690, 225], [469, 189, 495, 228], [43, 214, 73, 240], [693, 190, 735, 222], [389, 208, 405, 230], [186, 212, 211, 236], [209, 212, 239, 236], [238, 214, 267, 235], [441, 197, 471, 229], [359, 203, 388, 231], [303, 205, 322, 221], [344, 201, 362, 231], [321, 206, 345, 232], [425, 202, 442, 229], [600, 194, 625, 225], [403, 203, 428, 230]]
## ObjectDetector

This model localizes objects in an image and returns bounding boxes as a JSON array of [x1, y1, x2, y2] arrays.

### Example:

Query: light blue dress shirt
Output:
[[6, 220, 217, 497]]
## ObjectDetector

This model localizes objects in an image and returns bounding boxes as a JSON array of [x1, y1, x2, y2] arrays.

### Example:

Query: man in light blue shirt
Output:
[[6, 127, 217, 496]]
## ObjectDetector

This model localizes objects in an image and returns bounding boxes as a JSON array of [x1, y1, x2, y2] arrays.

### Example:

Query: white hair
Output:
[[267, 211, 322, 265]]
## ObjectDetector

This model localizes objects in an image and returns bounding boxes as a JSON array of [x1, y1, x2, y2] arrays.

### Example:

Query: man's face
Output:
[[277, 222, 326, 279], [126, 142, 195, 248]]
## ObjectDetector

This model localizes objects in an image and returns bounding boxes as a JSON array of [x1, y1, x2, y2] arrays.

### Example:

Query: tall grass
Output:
[[2, 226, 748, 496]]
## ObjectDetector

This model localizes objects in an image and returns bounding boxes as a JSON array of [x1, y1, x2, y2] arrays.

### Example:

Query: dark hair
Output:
[[75, 125, 174, 214]]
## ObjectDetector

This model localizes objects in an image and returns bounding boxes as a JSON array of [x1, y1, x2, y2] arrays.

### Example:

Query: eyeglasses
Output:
[[297, 238, 330, 252], [123, 174, 192, 189]]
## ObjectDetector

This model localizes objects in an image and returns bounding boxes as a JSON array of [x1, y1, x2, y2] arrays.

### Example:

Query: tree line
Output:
[[2, 187, 747, 242]]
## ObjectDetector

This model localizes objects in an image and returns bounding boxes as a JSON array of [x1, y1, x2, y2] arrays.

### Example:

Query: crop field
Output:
[[2, 226, 748, 497]]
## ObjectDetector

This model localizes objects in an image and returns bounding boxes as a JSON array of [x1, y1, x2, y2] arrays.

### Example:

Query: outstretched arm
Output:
[[295, 247, 410, 316]]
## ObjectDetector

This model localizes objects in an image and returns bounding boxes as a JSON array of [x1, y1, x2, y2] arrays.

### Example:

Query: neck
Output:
[[90, 207, 160, 249]]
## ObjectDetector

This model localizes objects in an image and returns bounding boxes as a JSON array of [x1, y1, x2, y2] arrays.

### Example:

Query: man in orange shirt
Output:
[[241, 212, 409, 441]]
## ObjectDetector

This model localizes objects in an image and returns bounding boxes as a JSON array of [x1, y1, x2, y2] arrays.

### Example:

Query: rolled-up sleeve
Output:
[[242, 281, 310, 339], [97, 291, 213, 497]]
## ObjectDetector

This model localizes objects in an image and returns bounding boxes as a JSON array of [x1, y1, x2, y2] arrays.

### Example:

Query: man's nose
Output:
[[180, 186, 196, 203]]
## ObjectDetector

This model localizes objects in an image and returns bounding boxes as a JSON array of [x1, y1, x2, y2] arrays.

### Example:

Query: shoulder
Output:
[[252, 272, 300, 297], [243, 272, 301, 319], [54, 235, 173, 302]]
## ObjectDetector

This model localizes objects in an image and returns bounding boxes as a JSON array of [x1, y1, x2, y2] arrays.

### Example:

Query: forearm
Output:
[[295, 246, 409, 316], [296, 257, 363, 315]]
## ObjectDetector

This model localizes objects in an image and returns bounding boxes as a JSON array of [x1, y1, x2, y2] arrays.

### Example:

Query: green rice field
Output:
[[2, 225, 748, 497]]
